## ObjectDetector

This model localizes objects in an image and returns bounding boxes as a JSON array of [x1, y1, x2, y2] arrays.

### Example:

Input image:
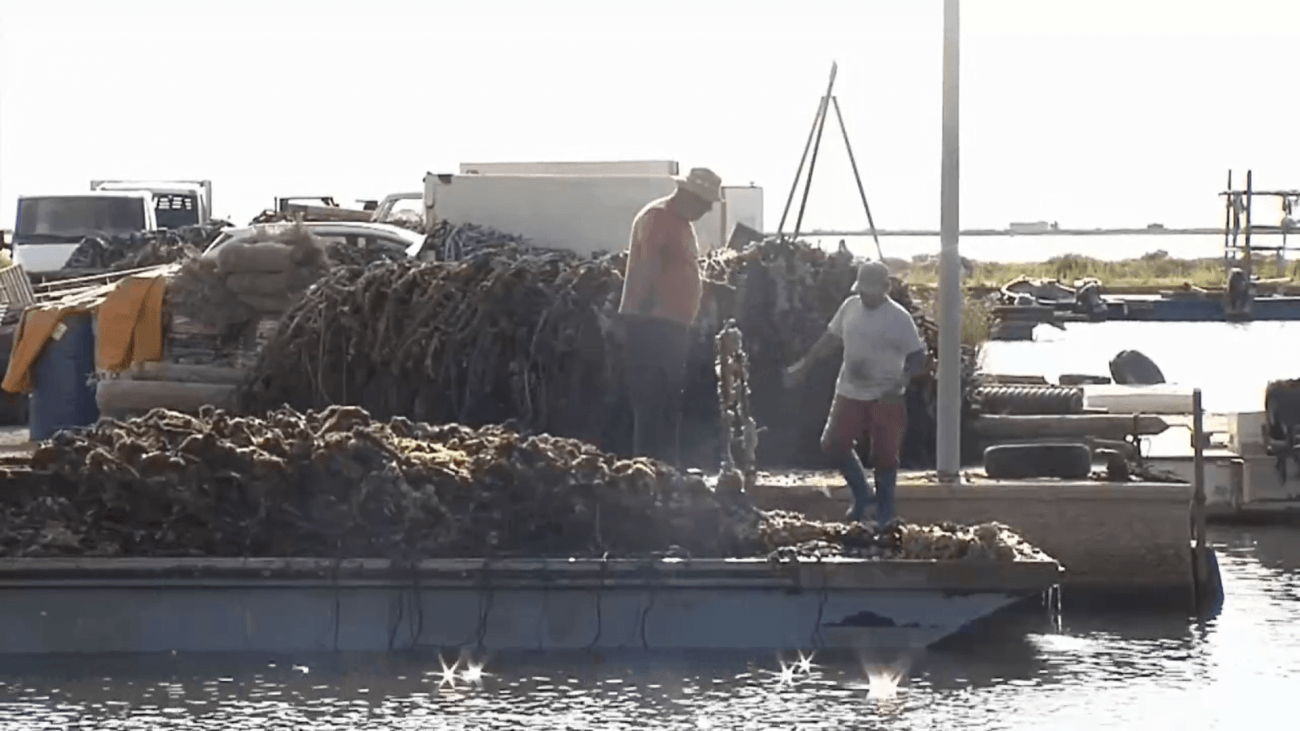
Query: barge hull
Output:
[[0, 557, 1061, 655]]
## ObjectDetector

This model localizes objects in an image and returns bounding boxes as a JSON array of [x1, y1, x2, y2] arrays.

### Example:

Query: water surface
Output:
[[0, 526, 1294, 730]]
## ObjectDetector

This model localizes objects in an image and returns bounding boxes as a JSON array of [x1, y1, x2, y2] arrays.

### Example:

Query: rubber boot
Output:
[[874, 468, 898, 524], [840, 451, 875, 522]]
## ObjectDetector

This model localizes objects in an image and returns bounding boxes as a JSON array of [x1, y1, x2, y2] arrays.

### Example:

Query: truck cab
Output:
[[10, 192, 158, 274], [90, 180, 213, 228]]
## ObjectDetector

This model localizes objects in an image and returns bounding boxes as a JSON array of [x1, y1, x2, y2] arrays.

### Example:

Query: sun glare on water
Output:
[[865, 664, 905, 700]]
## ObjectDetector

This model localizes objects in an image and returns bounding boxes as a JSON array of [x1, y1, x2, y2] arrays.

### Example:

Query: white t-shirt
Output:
[[827, 295, 925, 401]]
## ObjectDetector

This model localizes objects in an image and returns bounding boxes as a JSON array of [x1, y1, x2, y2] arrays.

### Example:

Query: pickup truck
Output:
[[10, 191, 158, 275], [91, 179, 214, 228]]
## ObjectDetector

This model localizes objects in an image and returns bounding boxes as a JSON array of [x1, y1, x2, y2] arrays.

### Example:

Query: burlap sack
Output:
[[225, 271, 292, 297], [236, 293, 294, 314], [214, 242, 294, 275]]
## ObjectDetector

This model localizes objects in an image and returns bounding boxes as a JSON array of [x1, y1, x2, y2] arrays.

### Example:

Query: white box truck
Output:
[[423, 162, 763, 257]]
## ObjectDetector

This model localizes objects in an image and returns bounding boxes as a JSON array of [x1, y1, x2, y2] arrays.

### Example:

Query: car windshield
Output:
[[206, 226, 421, 258], [312, 228, 422, 257], [15, 196, 147, 240]]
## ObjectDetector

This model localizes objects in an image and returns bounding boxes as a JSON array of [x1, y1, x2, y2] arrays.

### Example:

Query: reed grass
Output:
[[895, 250, 1300, 288]]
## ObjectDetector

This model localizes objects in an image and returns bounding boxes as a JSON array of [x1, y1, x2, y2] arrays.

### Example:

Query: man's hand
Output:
[[783, 361, 808, 389], [880, 374, 912, 404]]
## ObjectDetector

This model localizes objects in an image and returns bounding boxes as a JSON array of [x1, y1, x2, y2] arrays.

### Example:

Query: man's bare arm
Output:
[[628, 212, 668, 313], [784, 332, 841, 386]]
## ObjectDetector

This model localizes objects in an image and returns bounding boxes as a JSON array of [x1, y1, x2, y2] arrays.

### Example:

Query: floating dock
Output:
[[994, 294, 1300, 329], [0, 556, 1061, 656]]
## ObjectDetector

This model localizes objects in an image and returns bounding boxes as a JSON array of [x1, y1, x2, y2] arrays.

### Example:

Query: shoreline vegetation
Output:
[[892, 250, 1300, 289]]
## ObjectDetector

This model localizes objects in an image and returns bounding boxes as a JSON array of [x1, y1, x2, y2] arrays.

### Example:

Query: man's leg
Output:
[[820, 394, 874, 522], [624, 317, 661, 459], [658, 320, 690, 468], [865, 397, 908, 524]]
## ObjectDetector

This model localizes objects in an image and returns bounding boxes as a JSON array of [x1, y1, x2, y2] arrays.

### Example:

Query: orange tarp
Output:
[[2, 270, 169, 394]]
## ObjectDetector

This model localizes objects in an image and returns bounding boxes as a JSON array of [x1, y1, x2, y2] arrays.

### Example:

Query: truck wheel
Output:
[[983, 442, 1093, 480]]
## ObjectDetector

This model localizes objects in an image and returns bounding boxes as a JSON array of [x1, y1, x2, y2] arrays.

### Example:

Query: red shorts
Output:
[[819, 394, 907, 469]]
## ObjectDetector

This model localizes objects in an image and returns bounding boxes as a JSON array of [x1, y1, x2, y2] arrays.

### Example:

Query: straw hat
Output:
[[674, 167, 723, 203]]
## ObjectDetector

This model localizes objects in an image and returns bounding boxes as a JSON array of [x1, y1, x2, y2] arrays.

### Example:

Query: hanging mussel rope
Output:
[[715, 319, 760, 494]]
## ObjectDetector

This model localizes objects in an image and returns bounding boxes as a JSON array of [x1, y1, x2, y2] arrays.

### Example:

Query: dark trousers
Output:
[[623, 314, 690, 466]]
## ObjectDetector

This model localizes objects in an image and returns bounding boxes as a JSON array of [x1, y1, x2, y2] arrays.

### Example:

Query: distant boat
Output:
[[1008, 221, 1054, 234]]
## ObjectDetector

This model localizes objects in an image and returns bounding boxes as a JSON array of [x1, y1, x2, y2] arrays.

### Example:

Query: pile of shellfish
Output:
[[760, 512, 1046, 562], [238, 247, 628, 448], [420, 220, 544, 261], [0, 406, 1043, 562], [238, 234, 985, 470]]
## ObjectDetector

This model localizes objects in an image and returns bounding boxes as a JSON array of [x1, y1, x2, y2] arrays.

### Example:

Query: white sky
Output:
[[2, 0, 1299, 230]]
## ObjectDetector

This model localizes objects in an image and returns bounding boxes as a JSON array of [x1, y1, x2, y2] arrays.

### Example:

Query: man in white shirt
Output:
[[784, 261, 927, 523]]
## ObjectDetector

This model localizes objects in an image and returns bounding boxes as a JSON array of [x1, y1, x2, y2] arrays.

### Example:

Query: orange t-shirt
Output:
[[618, 197, 702, 325]]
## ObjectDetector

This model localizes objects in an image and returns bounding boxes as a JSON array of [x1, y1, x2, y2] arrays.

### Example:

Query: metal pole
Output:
[[793, 63, 840, 240], [1191, 389, 1208, 594], [830, 96, 885, 261], [936, 0, 962, 482], [1245, 169, 1254, 278], [777, 92, 831, 237], [1222, 169, 1233, 275]]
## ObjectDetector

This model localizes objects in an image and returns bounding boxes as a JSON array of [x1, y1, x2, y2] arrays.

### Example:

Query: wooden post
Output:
[[1229, 457, 1245, 512], [1190, 389, 1209, 607]]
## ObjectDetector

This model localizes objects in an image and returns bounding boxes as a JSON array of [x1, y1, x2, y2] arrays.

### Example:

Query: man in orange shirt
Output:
[[619, 167, 723, 466]]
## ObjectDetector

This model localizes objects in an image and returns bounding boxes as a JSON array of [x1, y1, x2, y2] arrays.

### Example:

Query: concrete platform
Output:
[[750, 470, 1196, 605]]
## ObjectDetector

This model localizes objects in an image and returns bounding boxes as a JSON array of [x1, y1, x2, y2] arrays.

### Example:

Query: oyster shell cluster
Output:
[[760, 512, 1047, 562], [0, 407, 1043, 563]]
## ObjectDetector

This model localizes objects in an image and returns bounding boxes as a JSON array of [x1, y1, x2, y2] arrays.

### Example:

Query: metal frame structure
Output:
[[1219, 169, 1300, 279], [775, 62, 886, 261], [1217, 170, 1300, 317]]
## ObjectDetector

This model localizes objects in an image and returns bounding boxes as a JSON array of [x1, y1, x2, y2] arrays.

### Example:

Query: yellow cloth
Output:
[[0, 250, 12, 268], [95, 274, 166, 373], [2, 272, 168, 394], [3, 307, 87, 394]]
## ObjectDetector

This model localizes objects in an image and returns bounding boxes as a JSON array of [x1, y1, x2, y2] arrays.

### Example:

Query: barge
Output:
[[0, 556, 1062, 656]]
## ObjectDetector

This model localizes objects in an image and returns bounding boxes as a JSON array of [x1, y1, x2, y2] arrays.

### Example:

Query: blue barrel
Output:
[[28, 313, 100, 440]]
